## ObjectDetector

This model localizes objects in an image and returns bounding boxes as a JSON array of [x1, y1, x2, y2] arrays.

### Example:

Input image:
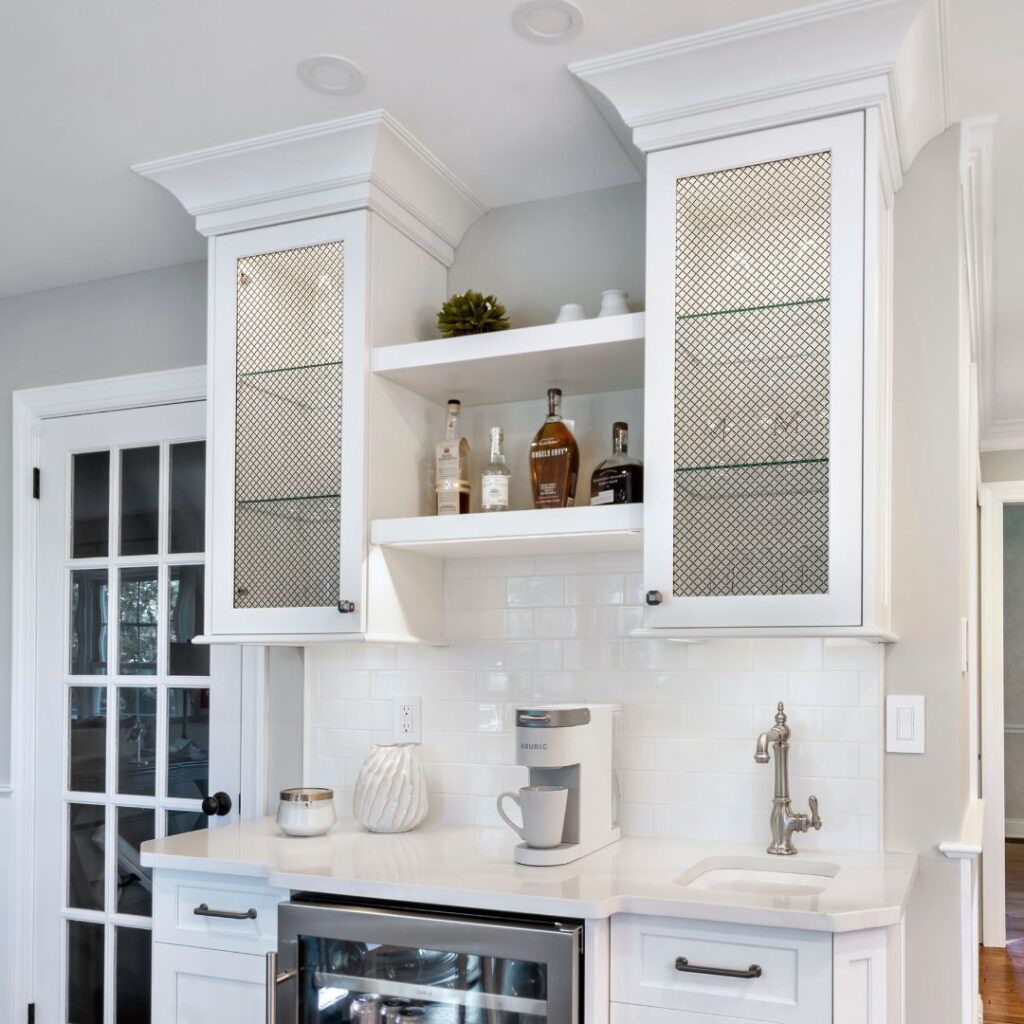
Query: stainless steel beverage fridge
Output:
[[270, 896, 583, 1023]]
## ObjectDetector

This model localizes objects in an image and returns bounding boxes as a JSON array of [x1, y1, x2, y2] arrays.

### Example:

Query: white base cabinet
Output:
[[148, 869, 902, 1024], [152, 943, 266, 1024], [611, 915, 901, 1024], [151, 870, 287, 1024]]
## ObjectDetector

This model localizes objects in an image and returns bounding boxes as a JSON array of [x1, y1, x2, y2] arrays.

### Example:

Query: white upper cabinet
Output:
[[642, 114, 866, 632], [208, 213, 368, 638], [573, 0, 950, 639], [135, 113, 484, 642]]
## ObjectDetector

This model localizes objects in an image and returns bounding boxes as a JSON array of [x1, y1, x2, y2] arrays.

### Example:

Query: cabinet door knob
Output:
[[337, 600, 356, 614], [645, 590, 663, 606], [201, 791, 233, 817]]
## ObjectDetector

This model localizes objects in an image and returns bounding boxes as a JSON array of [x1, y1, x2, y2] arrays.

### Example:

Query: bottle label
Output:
[[481, 475, 509, 508], [437, 487, 460, 516], [436, 445, 461, 484], [591, 490, 614, 505]]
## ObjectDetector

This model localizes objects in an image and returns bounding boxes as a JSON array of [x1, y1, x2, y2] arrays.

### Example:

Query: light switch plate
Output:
[[886, 695, 925, 753]]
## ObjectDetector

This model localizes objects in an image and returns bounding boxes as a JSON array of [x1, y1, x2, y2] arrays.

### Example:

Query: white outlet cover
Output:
[[886, 695, 925, 753], [394, 695, 422, 744]]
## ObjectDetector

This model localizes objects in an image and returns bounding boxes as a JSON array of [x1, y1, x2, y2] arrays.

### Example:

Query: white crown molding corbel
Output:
[[132, 110, 486, 267], [570, 0, 949, 189]]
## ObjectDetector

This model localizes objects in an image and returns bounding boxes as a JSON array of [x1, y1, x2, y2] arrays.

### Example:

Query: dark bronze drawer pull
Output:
[[194, 903, 257, 921], [675, 956, 762, 979]]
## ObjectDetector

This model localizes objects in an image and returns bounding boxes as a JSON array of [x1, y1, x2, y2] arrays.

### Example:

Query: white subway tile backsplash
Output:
[[305, 557, 884, 851]]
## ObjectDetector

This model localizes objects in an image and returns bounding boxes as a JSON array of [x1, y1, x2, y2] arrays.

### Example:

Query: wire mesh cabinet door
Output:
[[643, 113, 865, 630], [208, 212, 368, 638]]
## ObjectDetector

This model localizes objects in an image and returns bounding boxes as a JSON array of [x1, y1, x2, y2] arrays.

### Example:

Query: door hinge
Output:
[[31, 467, 40, 499], [27, 1003, 35, 1024]]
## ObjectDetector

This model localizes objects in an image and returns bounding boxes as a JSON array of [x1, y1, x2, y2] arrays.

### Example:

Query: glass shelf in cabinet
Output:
[[675, 297, 828, 321]]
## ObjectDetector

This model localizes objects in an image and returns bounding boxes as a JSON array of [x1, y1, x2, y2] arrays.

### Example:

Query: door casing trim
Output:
[[5, 365, 261, 1019]]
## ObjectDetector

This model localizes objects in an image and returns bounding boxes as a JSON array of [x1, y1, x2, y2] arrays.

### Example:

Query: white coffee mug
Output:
[[598, 289, 629, 317], [496, 785, 568, 849], [555, 302, 586, 323]]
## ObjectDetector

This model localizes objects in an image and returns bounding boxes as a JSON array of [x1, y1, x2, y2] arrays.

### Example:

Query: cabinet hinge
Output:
[[27, 1003, 35, 1024], [32, 467, 40, 500]]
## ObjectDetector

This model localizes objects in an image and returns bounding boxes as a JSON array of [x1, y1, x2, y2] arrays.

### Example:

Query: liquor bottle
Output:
[[481, 427, 511, 512], [530, 388, 579, 508], [435, 399, 470, 515], [590, 421, 644, 505]]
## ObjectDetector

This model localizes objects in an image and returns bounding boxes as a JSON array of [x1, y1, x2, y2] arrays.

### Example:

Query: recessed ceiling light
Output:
[[512, 0, 584, 44], [297, 55, 366, 96]]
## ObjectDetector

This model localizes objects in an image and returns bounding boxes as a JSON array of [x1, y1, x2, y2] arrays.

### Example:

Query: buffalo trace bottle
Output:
[[481, 427, 511, 512], [590, 421, 644, 504], [435, 399, 470, 515], [530, 388, 579, 508]]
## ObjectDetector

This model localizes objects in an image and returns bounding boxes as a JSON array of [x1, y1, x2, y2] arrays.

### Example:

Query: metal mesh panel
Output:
[[233, 242, 344, 610], [673, 152, 830, 598]]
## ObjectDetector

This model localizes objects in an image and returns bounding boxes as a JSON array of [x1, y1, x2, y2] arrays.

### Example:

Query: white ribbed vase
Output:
[[352, 743, 428, 834]]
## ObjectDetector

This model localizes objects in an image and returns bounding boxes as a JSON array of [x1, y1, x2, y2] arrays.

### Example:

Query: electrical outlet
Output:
[[394, 696, 422, 743]]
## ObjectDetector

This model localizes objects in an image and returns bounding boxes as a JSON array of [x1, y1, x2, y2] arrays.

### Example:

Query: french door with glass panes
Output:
[[33, 400, 242, 1024]]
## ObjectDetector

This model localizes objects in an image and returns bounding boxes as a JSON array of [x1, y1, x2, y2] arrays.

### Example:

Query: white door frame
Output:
[[7, 366, 267, 1022], [980, 479, 1024, 947]]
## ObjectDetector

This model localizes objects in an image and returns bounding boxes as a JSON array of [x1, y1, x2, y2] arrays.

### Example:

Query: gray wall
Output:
[[449, 183, 646, 328], [982, 449, 1024, 482], [885, 125, 969, 1022], [0, 260, 207, 1016]]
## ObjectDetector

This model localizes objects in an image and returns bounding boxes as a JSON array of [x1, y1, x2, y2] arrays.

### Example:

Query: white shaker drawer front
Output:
[[611, 915, 832, 1024], [153, 869, 288, 954], [152, 943, 265, 1024]]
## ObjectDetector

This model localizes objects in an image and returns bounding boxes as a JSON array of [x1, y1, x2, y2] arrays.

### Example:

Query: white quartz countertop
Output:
[[140, 816, 916, 933]]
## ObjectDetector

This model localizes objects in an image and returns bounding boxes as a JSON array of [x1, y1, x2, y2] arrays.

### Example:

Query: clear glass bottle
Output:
[[435, 399, 470, 515], [530, 388, 579, 509], [481, 427, 511, 512], [590, 421, 644, 505]]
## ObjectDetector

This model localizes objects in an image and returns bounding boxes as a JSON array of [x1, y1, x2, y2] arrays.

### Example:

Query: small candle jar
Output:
[[276, 787, 337, 837]]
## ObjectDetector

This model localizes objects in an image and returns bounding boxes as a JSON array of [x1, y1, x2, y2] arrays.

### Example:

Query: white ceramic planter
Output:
[[353, 743, 429, 833]]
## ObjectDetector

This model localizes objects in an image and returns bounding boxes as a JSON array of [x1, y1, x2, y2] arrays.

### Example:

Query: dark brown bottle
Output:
[[530, 388, 579, 508], [590, 421, 644, 505]]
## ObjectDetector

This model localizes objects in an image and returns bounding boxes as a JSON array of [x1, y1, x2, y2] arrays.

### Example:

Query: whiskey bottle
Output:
[[481, 427, 511, 512], [530, 388, 579, 508], [590, 421, 644, 505], [435, 399, 470, 515]]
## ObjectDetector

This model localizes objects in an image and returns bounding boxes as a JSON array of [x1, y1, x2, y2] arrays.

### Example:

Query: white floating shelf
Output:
[[371, 312, 645, 406], [371, 504, 643, 559]]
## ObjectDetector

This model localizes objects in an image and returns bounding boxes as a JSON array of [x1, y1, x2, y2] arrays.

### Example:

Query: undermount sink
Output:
[[676, 856, 840, 898]]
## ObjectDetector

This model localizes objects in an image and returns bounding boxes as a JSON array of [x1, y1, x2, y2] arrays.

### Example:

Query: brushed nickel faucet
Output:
[[754, 702, 822, 855]]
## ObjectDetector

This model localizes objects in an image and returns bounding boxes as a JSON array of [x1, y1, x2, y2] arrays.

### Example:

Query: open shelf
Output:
[[370, 504, 643, 559], [371, 312, 644, 406]]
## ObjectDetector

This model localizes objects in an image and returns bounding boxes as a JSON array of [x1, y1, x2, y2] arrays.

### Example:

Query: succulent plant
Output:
[[437, 290, 510, 337]]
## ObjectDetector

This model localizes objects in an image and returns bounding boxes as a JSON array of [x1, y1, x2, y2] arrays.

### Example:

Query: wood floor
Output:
[[982, 842, 1024, 1023]]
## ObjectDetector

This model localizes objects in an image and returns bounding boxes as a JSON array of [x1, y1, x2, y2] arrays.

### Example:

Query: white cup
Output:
[[555, 302, 586, 323], [598, 289, 629, 317], [496, 785, 568, 849]]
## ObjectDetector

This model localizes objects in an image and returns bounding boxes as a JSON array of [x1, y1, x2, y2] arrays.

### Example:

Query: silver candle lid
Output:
[[279, 787, 334, 803]]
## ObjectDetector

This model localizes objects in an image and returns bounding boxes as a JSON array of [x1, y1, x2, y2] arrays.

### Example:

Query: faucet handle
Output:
[[808, 795, 822, 830]]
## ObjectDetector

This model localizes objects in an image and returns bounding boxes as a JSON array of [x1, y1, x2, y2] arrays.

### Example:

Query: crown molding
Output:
[[981, 419, 1024, 454], [570, 0, 948, 181], [132, 110, 486, 265]]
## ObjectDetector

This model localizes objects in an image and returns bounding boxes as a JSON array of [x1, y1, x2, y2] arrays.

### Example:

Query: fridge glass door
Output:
[[301, 935, 548, 1022]]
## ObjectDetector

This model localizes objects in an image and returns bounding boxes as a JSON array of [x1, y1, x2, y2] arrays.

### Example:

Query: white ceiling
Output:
[[0, 0, 822, 301]]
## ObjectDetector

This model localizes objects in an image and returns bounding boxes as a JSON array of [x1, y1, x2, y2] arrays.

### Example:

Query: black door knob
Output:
[[201, 791, 232, 817], [645, 590, 664, 606]]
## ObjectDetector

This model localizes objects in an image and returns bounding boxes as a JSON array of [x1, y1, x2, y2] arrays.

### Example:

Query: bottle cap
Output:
[[447, 398, 461, 407]]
